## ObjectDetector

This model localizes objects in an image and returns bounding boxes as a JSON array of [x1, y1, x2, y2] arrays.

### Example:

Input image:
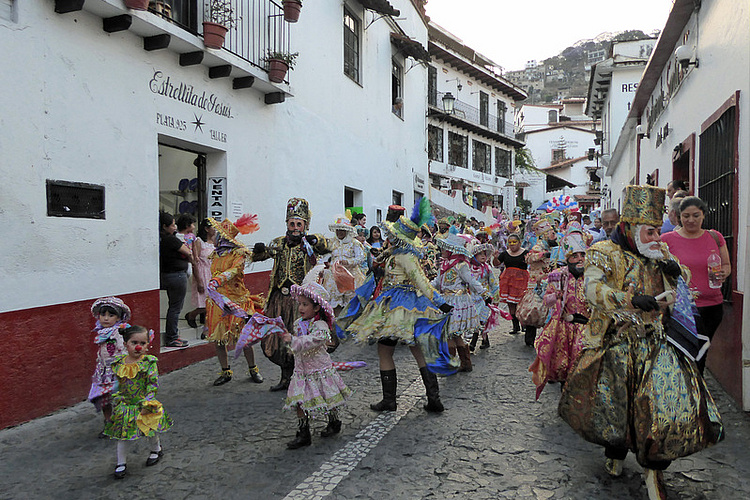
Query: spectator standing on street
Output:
[[661, 190, 688, 234], [661, 196, 732, 373], [159, 211, 191, 348], [185, 219, 216, 332], [593, 208, 619, 242]]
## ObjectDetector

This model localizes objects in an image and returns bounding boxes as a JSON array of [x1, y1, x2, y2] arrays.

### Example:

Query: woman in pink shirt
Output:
[[661, 196, 731, 373]]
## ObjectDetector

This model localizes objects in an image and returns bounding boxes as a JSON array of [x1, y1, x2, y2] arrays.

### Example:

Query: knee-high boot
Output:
[[456, 346, 473, 372], [511, 316, 521, 334], [270, 365, 293, 392], [370, 369, 397, 411], [468, 331, 479, 352], [419, 367, 444, 412], [524, 326, 537, 347]]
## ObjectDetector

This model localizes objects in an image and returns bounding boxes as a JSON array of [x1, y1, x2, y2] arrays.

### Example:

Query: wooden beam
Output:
[[179, 52, 204, 67], [264, 92, 286, 105], [232, 77, 255, 90], [103, 15, 132, 33], [54, 0, 85, 13], [208, 65, 232, 79], [144, 34, 171, 51]]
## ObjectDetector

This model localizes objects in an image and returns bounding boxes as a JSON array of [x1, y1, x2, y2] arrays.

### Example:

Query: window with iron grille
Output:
[[428, 125, 443, 162], [551, 148, 566, 164], [392, 59, 403, 118], [472, 139, 491, 174], [344, 8, 360, 83], [497, 101, 507, 134], [699, 104, 736, 298], [495, 147, 511, 177], [479, 92, 489, 127], [428, 65, 437, 107], [448, 131, 468, 168], [47, 180, 105, 219]]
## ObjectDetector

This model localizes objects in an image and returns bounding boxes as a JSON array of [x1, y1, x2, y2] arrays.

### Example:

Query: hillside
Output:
[[506, 30, 659, 103]]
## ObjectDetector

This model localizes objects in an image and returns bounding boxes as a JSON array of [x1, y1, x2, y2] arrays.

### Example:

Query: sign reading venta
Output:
[[208, 177, 227, 220], [149, 71, 233, 118]]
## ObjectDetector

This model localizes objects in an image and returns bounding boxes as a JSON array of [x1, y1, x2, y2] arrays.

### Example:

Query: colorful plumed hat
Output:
[[532, 217, 552, 235], [286, 197, 311, 224], [209, 213, 260, 248], [328, 211, 356, 234], [469, 240, 495, 256], [562, 222, 588, 258], [620, 185, 666, 227], [436, 233, 473, 257], [91, 296, 131, 321], [381, 198, 433, 255]]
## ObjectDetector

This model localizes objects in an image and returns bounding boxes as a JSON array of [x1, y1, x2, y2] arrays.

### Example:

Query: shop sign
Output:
[[149, 71, 233, 118], [208, 177, 226, 219], [413, 173, 425, 191]]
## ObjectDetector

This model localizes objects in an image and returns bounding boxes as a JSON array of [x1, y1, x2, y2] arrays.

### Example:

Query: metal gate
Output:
[[698, 105, 736, 300]]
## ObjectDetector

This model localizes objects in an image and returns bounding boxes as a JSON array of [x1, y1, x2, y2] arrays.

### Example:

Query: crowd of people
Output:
[[93, 186, 730, 498]]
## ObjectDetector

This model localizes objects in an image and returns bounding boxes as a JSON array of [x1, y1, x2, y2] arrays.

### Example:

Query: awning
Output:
[[356, 0, 399, 17], [391, 33, 430, 63]]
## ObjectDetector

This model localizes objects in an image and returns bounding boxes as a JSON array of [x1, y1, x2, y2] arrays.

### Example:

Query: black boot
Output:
[[480, 336, 490, 349], [320, 410, 342, 437], [511, 317, 521, 334], [270, 366, 293, 392], [420, 366, 444, 412], [524, 326, 537, 347], [468, 331, 479, 352], [287, 418, 311, 449], [370, 369, 397, 411]]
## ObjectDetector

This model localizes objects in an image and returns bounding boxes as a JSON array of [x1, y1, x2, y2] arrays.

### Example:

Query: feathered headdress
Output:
[[235, 213, 260, 235], [209, 213, 260, 249], [410, 197, 434, 229]]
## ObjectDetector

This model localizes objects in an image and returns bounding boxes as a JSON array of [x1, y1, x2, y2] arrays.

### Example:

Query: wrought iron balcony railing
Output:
[[434, 92, 516, 141]]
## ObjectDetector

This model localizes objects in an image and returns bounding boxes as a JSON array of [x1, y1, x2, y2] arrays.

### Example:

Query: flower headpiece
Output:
[[291, 282, 335, 328], [91, 296, 132, 321]]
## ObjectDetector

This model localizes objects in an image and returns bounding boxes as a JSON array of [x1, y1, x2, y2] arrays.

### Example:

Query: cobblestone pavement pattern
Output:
[[2, 321, 750, 499]]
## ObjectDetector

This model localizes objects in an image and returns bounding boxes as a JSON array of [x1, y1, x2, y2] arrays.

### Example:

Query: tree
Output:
[[515, 147, 538, 173]]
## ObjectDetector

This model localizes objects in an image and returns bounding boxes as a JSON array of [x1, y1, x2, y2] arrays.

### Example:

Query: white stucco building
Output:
[[604, 0, 750, 408], [426, 22, 527, 220], [0, 0, 432, 427], [515, 100, 600, 213]]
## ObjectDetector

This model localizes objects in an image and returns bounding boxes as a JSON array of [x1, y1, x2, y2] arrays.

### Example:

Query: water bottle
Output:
[[707, 250, 722, 289]]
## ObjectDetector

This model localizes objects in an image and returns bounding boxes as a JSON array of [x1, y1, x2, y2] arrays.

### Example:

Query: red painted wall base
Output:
[[0, 270, 272, 430]]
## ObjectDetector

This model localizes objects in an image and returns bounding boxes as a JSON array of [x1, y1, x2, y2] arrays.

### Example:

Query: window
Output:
[[497, 101, 507, 134], [344, 186, 363, 213], [344, 9, 360, 83], [479, 92, 489, 127], [428, 125, 444, 162], [448, 131, 468, 168], [47, 180, 105, 219], [472, 140, 491, 174], [392, 59, 403, 118], [548, 109, 558, 123], [428, 65, 438, 107], [1, 0, 13, 21], [392, 190, 403, 206], [495, 147, 511, 177], [551, 148, 566, 164]]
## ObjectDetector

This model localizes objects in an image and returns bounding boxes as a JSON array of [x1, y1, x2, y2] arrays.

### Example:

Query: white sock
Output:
[[116, 441, 128, 467], [148, 435, 162, 458]]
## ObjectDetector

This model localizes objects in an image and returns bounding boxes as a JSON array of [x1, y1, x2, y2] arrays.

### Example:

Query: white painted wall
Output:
[[0, 0, 430, 312]]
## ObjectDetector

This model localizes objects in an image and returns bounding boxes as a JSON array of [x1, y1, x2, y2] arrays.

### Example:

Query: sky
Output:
[[425, 0, 674, 71]]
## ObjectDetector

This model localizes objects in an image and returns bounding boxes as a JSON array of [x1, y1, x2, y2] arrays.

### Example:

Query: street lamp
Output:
[[442, 92, 455, 114]]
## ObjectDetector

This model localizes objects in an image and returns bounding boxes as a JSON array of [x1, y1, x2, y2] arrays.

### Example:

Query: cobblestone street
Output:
[[2, 322, 749, 499]]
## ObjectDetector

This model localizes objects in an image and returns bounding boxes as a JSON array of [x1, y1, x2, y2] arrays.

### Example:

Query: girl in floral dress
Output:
[[283, 282, 352, 449], [87, 297, 131, 437], [104, 325, 172, 479]]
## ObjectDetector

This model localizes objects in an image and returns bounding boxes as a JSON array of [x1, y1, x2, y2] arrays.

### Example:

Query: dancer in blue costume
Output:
[[337, 199, 455, 413]]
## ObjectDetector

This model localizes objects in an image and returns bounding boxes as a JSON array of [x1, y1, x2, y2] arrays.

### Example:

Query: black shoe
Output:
[[480, 338, 490, 349], [269, 379, 289, 392], [370, 399, 397, 411], [320, 419, 342, 437], [98, 430, 108, 439], [113, 464, 127, 479], [199, 313, 206, 325], [248, 366, 264, 384], [287, 427, 312, 449], [213, 369, 232, 386], [185, 313, 198, 329], [145, 450, 163, 467]]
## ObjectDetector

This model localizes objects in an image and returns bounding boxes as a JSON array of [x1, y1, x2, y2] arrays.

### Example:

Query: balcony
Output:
[[428, 92, 523, 147], [54, 0, 292, 99]]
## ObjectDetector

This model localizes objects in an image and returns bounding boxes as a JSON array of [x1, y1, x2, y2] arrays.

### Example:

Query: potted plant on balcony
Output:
[[265, 50, 298, 83], [282, 0, 302, 23], [203, 0, 238, 49], [123, 0, 149, 10]]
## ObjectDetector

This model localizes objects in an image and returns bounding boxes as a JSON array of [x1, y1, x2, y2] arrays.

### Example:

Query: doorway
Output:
[[158, 143, 208, 348]]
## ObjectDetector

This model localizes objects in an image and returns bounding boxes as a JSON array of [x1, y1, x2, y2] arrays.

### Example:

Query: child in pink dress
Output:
[[282, 282, 353, 449], [88, 297, 132, 436]]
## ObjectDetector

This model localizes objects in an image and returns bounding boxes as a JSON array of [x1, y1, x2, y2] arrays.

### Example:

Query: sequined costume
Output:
[[320, 234, 367, 309], [420, 240, 440, 281], [338, 251, 454, 374], [433, 259, 487, 337], [529, 266, 587, 398], [104, 355, 173, 441], [283, 318, 353, 416], [558, 240, 723, 468], [206, 248, 264, 345]]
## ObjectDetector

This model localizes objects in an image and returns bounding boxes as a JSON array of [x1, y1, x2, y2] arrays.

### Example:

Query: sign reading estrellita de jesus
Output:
[[149, 71, 233, 118]]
